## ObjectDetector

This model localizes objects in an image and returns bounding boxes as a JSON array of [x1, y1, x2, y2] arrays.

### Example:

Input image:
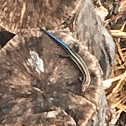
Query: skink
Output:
[[40, 28, 91, 91]]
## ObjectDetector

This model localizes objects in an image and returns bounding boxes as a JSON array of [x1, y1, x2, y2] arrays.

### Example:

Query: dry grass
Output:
[[104, 21, 126, 112]]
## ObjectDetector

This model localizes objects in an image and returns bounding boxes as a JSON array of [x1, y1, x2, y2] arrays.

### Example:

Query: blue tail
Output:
[[40, 28, 71, 52]]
